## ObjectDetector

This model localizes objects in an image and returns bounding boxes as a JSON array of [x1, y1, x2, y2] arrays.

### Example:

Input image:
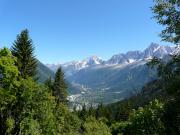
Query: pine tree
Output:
[[11, 29, 37, 78], [44, 77, 53, 94], [88, 103, 95, 117], [53, 67, 67, 103], [73, 105, 77, 113], [96, 102, 104, 119], [80, 103, 87, 120]]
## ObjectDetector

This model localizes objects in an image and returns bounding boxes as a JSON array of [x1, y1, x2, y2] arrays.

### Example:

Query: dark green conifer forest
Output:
[[0, 0, 179, 134]]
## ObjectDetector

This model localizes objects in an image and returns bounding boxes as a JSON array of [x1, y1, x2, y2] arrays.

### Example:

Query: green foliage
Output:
[[9, 78, 56, 134], [6, 118, 15, 134], [62, 112, 81, 134], [0, 49, 66, 134], [146, 52, 180, 134], [44, 77, 53, 94], [82, 116, 111, 135], [11, 29, 37, 78], [78, 103, 87, 121], [124, 99, 165, 135], [0, 48, 19, 88], [148, 55, 180, 97], [152, 0, 180, 44], [0, 48, 19, 134], [96, 103, 105, 119], [163, 99, 180, 134], [110, 122, 129, 135], [88, 104, 96, 117], [53, 67, 68, 103], [146, 7, 180, 130], [95, 103, 113, 122], [20, 116, 41, 135]]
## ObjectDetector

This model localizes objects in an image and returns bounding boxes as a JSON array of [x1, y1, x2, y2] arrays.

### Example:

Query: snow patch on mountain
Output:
[[47, 43, 178, 74]]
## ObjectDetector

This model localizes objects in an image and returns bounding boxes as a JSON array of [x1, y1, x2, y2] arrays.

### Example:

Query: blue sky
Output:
[[0, 0, 170, 64]]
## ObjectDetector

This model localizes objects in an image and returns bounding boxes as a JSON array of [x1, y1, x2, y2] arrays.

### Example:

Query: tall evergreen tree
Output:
[[11, 29, 37, 78], [79, 103, 87, 121], [96, 102, 105, 119], [53, 67, 68, 103], [88, 103, 95, 116], [44, 77, 53, 94]]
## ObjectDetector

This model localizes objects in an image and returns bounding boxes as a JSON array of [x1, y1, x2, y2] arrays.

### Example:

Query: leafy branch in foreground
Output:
[[152, 0, 180, 44]]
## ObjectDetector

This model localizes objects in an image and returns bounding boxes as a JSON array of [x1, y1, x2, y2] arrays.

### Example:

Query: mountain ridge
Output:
[[47, 43, 176, 73], [45, 43, 179, 106]]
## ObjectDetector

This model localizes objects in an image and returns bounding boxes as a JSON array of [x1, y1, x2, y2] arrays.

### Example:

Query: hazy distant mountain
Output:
[[47, 56, 104, 76], [47, 43, 179, 106]]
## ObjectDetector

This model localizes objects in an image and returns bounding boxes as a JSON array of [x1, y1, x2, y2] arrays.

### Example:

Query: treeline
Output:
[[0, 29, 112, 135]]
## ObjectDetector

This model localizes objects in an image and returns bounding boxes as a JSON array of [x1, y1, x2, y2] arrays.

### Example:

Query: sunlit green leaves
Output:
[[152, 0, 180, 44]]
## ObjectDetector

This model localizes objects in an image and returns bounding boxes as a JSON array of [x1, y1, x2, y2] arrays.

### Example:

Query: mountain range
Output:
[[47, 43, 174, 73], [46, 43, 178, 107]]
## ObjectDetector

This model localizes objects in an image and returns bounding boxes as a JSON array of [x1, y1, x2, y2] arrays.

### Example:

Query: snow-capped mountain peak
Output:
[[47, 43, 178, 74], [143, 42, 174, 59], [83, 56, 103, 65], [106, 43, 176, 65]]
